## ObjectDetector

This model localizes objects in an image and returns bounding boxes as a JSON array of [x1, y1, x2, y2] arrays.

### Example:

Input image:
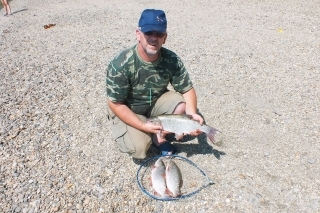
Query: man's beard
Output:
[[145, 48, 158, 55], [145, 41, 158, 55]]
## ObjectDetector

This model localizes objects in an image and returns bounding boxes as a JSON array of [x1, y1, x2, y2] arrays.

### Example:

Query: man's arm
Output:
[[182, 88, 204, 125], [107, 99, 162, 134]]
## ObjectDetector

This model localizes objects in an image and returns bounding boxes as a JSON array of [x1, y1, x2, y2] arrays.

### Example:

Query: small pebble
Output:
[[14, 207, 21, 213], [308, 159, 316, 164], [52, 206, 59, 212], [62, 124, 69, 130], [83, 198, 90, 206], [76, 203, 83, 210]]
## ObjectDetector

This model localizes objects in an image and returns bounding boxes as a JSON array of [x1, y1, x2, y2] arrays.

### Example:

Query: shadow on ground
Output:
[[11, 9, 28, 15], [167, 133, 226, 159], [166, 110, 226, 159]]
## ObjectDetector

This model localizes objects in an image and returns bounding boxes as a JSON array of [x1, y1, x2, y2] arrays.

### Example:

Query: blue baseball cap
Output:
[[138, 9, 167, 33]]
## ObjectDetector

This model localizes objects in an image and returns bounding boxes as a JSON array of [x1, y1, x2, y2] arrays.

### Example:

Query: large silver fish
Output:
[[148, 114, 220, 143], [150, 158, 168, 198], [165, 159, 183, 197]]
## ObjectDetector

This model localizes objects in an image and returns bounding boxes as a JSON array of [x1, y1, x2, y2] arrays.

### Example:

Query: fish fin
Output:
[[166, 188, 174, 197], [207, 126, 221, 143], [149, 177, 152, 186], [175, 133, 184, 140], [166, 166, 170, 173]]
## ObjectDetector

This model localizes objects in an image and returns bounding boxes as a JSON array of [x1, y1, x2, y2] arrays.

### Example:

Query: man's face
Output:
[[136, 30, 167, 56]]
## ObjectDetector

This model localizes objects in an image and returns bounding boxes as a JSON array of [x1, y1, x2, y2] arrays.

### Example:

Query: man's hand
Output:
[[142, 121, 163, 134], [188, 113, 204, 136], [189, 113, 204, 125]]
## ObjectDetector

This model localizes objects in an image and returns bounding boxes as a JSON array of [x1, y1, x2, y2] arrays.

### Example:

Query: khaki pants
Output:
[[107, 91, 185, 159]]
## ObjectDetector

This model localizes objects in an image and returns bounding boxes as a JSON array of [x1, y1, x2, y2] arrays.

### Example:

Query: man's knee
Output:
[[131, 139, 152, 159], [173, 102, 186, 114], [125, 125, 151, 159], [115, 132, 151, 159]]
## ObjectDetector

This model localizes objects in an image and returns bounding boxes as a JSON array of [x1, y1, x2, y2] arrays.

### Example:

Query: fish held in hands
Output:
[[165, 159, 183, 197], [150, 158, 168, 197], [148, 114, 220, 143]]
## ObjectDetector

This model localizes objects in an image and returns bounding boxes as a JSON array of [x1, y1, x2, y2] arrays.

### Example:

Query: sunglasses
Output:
[[143, 31, 166, 38]]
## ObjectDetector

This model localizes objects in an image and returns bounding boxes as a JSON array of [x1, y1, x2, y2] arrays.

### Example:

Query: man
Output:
[[106, 9, 203, 159]]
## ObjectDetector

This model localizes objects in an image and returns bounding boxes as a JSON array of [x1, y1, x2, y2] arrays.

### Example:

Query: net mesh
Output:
[[136, 155, 213, 201]]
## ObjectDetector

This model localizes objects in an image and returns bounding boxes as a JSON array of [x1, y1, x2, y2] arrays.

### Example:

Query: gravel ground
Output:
[[1, 0, 319, 212]]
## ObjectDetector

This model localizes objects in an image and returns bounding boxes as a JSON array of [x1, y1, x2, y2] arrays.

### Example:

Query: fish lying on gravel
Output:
[[165, 159, 183, 197], [150, 158, 168, 197], [148, 114, 220, 143]]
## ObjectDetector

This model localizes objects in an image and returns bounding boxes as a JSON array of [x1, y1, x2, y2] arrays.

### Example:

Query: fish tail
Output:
[[206, 126, 220, 143]]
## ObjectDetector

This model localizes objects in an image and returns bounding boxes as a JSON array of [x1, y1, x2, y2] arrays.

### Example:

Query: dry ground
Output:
[[1, 0, 319, 212]]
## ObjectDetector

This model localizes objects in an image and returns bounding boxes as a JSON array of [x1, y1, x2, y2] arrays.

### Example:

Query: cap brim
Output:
[[140, 25, 166, 33]]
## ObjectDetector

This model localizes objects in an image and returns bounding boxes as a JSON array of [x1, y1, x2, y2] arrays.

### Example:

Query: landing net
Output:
[[136, 154, 214, 201]]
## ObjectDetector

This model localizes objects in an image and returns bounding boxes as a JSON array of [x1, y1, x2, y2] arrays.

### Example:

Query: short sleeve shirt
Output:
[[106, 45, 193, 114]]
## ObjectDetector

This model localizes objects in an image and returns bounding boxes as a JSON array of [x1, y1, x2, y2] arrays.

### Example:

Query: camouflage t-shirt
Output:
[[106, 44, 193, 114]]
